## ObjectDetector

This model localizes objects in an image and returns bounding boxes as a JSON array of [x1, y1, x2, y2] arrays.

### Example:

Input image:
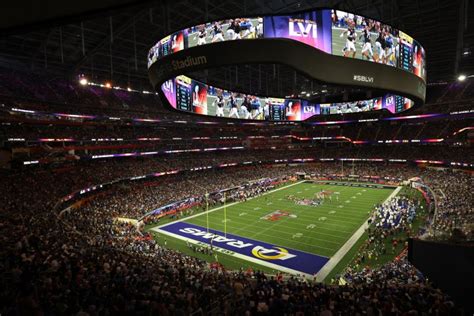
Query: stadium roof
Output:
[[0, 0, 472, 92]]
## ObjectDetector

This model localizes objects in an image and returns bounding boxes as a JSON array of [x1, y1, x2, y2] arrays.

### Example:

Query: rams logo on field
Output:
[[251, 246, 296, 261]]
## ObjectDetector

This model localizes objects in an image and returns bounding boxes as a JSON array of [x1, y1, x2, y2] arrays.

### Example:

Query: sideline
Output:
[[153, 180, 306, 229], [315, 186, 402, 282]]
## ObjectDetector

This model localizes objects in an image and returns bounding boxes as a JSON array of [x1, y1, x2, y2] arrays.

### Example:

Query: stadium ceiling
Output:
[[0, 0, 472, 91]]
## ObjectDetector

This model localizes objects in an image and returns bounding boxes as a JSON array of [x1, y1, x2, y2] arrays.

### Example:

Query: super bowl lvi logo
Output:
[[251, 246, 297, 260]]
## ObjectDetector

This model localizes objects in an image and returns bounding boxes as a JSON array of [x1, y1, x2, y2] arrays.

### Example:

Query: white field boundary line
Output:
[[315, 186, 402, 282], [154, 180, 306, 230], [152, 225, 314, 279]]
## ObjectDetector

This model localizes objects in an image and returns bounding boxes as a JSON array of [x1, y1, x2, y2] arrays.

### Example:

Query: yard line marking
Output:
[[316, 186, 401, 282], [203, 217, 357, 234], [154, 180, 306, 229], [151, 181, 395, 277]]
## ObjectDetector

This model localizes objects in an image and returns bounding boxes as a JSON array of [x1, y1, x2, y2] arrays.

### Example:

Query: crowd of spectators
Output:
[[0, 69, 472, 314], [1, 154, 472, 314], [422, 171, 474, 240]]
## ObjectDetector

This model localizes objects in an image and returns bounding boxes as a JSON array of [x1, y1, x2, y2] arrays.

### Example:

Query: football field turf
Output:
[[152, 181, 395, 276]]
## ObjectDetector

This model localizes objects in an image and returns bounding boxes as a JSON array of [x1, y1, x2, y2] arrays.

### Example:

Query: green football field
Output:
[[153, 181, 395, 266]]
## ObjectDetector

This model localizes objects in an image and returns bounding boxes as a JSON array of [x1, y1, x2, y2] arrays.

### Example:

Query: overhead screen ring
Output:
[[148, 8, 427, 122]]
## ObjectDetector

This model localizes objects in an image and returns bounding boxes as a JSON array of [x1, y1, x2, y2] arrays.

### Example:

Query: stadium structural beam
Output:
[[71, 10, 147, 74], [454, 0, 467, 76], [29, 29, 56, 68]]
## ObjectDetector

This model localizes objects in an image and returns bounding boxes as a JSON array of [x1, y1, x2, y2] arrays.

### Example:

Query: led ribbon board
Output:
[[148, 8, 426, 122]]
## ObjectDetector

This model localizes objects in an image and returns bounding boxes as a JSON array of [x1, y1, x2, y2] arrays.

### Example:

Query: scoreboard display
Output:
[[267, 98, 286, 120], [160, 35, 173, 57], [149, 9, 426, 84], [162, 75, 416, 121], [395, 95, 406, 113], [176, 76, 193, 112], [398, 31, 414, 73]]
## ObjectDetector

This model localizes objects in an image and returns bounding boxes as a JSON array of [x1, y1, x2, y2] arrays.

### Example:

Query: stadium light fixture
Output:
[[306, 93, 311, 97], [105, 82, 112, 88], [79, 78, 88, 85], [457, 74, 467, 81], [127, 87, 132, 91]]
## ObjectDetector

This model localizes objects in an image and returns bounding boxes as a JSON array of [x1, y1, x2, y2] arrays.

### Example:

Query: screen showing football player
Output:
[[227, 93, 239, 118]]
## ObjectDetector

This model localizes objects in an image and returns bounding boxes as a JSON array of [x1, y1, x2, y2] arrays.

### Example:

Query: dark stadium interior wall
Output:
[[1, 0, 152, 34], [0, 149, 12, 169], [408, 238, 474, 312]]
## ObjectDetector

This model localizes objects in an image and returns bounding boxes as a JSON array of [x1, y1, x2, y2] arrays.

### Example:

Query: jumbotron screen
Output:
[[148, 9, 426, 82], [161, 75, 414, 121]]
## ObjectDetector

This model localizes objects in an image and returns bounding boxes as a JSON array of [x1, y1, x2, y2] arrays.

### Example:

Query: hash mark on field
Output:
[[278, 198, 283, 201], [338, 205, 344, 208], [254, 207, 261, 210], [318, 217, 327, 221], [345, 200, 351, 203], [266, 202, 273, 205], [329, 210, 336, 214], [351, 196, 356, 199], [306, 224, 316, 229], [292, 233, 303, 238], [362, 189, 367, 192], [357, 192, 362, 195], [239, 212, 247, 216], [297, 191, 302, 194]]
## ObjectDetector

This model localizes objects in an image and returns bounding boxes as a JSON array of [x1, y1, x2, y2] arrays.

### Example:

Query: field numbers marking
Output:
[[306, 224, 316, 229], [318, 217, 327, 221], [292, 233, 303, 238]]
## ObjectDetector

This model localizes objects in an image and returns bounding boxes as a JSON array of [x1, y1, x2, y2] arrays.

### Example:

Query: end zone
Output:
[[151, 221, 329, 277]]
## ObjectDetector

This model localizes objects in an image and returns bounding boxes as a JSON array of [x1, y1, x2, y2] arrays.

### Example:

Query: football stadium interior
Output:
[[1, 0, 473, 314]]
